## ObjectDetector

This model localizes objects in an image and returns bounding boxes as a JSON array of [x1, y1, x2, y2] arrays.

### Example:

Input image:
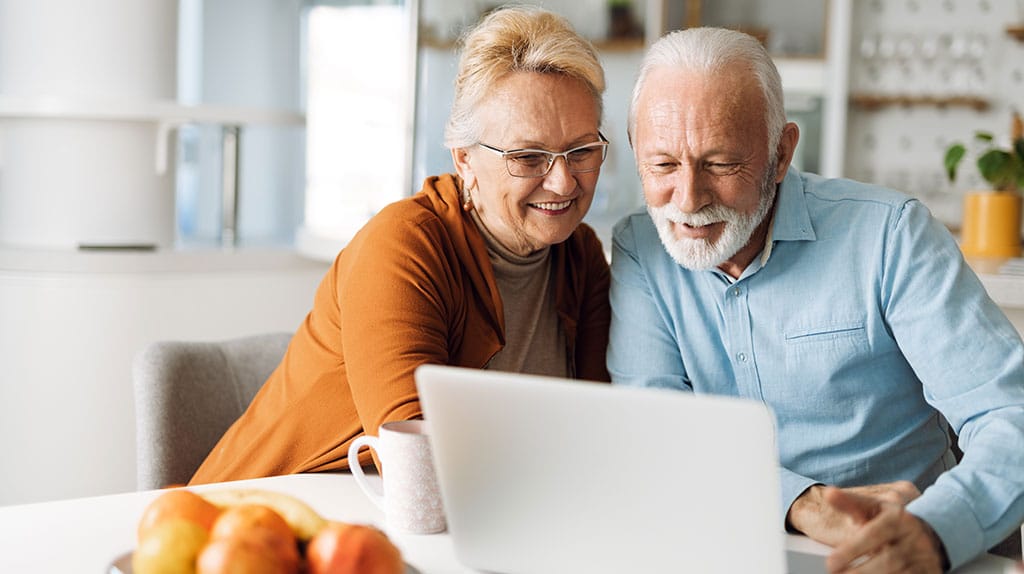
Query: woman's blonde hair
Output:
[[444, 5, 605, 149]]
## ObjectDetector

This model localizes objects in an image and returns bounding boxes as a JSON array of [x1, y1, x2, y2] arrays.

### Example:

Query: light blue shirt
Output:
[[608, 169, 1024, 569]]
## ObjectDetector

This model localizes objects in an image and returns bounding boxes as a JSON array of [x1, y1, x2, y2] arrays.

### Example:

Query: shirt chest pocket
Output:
[[783, 318, 870, 375]]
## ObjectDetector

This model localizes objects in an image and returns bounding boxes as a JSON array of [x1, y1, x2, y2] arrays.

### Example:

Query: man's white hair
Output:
[[628, 27, 786, 161]]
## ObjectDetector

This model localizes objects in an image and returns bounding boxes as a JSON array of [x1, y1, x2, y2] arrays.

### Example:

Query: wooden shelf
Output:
[[849, 93, 991, 112], [419, 35, 456, 50], [592, 37, 645, 51], [1007, 25, 1024, 42]]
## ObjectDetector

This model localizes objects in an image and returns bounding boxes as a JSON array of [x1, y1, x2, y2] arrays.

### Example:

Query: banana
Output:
[[199, 488, 328, 541]]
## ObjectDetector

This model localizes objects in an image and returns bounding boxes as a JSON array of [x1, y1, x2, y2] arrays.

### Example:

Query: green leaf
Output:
[[1013, 146, 1024, 190], [977, 149, 1014, 190], [944, 144, 966, 182], [974, 132, 995, 143]]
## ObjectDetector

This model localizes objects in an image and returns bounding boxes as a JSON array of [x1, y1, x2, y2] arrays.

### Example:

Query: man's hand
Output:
[[823, 486, 947, 573], [787, 481, 921, 546]]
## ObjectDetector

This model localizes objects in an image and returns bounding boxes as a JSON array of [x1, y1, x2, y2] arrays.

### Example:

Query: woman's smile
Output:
[[529, 198, 575, 214]]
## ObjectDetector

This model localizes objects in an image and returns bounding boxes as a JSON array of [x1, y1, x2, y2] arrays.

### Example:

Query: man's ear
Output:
[[451, 147, 477, 191], [773, 121, 801, 183]]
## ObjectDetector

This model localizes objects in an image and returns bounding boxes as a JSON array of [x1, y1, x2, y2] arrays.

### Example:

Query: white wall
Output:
[[0, 250, 327, 506]]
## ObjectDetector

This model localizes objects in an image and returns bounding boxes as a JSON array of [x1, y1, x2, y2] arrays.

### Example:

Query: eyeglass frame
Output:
[[476, 132, 609, 178]]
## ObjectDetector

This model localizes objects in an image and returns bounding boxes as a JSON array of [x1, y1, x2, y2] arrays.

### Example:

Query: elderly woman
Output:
[[190, 5, 610, 482]]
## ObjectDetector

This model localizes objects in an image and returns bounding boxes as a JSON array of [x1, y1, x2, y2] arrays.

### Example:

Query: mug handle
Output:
[[348, 435, 386, 511]]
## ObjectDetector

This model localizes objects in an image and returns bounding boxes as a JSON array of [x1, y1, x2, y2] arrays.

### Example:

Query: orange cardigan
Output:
[[189, 174, 610, 483]]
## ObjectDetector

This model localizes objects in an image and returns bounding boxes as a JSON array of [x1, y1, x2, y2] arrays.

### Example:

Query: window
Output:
[[297, 2, 415, 260]]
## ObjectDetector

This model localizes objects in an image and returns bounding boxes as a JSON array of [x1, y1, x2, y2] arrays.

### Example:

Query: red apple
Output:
[[306, 522, 403, 574]]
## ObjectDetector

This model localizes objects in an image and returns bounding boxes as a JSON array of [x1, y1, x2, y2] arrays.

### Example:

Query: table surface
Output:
[[0, 473, 1013, 573], [969, 257, 1024, 310]]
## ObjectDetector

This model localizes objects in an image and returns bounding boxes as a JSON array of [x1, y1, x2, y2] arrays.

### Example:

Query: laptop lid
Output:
[[415, 364, 788, 574]]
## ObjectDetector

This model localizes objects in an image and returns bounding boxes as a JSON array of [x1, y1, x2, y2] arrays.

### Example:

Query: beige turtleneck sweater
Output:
[[470, 210, 569, 377]]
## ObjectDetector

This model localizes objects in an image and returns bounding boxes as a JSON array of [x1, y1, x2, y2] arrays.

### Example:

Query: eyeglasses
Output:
[[477, 132, 609, 178]]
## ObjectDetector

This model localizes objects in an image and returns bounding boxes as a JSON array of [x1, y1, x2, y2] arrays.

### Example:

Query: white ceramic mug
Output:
[[348, 420, 447, 534]]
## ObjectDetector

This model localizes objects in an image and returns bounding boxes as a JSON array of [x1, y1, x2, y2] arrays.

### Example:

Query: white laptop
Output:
[[416, 365, 827, 574]]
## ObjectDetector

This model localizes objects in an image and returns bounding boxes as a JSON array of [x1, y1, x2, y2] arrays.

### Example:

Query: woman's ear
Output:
[[451, 147, 477, 191], [773, 122, 801, 183]]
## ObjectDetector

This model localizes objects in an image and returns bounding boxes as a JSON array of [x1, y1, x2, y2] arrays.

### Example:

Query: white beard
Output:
[[648, 171, 777, 271]]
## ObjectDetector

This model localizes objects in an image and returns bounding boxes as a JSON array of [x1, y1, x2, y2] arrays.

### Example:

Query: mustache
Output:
[[649, 202, 741, 227]]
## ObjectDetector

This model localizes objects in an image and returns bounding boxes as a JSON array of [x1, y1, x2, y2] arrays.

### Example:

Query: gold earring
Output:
[[462, 190, 474, 212]]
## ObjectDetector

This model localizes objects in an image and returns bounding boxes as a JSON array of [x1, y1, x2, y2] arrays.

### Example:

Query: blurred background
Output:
[[0, 0, 1022, 506]]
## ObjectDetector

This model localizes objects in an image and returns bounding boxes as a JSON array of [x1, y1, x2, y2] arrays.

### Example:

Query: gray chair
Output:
[[133, 332, 291, 490]]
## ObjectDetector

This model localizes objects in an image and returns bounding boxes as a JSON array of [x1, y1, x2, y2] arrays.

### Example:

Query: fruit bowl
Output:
[[108, 551, 132, 574], [126, 487, 412, 574], [107, 551, 423, 574]]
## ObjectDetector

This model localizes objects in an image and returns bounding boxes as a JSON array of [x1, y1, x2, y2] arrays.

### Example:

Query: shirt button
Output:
[[732, 287, 741, 297], [737, 352, 747, 363]]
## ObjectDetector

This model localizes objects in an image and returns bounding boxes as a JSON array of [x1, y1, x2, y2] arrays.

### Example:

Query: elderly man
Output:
[[608, 27, 1024, 572]]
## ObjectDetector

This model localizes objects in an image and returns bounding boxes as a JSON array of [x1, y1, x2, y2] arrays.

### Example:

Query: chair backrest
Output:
[[133, 332, 291, 490]]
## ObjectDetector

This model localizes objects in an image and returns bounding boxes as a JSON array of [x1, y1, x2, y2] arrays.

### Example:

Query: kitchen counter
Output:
[[969, 258, 1024, 310], [0, 246, 329, 506]]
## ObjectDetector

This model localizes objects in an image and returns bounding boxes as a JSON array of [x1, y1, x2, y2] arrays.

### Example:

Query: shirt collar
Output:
[[769, 168, 816, 243], [714, 169, 814, 283], [740, 169, 814, 276], [758, 209, 777, 267]]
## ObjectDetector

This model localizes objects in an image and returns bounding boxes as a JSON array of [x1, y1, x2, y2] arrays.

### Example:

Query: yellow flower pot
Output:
[[960, 191, 1023, 258]]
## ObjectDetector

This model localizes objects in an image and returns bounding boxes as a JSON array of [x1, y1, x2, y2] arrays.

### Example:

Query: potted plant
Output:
[[607, 0, 641, 40], [943, 110, 1024, 258]]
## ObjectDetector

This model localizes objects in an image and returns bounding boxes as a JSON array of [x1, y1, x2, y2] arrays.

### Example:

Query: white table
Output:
[[0, 473, 1013, 573]]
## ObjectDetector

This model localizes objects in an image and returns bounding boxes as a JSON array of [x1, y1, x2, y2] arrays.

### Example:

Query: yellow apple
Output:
[[132, 517, 209, 574]]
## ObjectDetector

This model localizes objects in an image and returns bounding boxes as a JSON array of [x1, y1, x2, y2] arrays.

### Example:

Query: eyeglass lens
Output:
[[505, 142, 607, 177]]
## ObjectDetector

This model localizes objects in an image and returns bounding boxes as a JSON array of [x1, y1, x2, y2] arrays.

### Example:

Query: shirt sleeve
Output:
[[779, 468, 823, 530], [607, 215, 691, 390], [880, 199, 1024, 569], [339, 215, 458, 436]]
